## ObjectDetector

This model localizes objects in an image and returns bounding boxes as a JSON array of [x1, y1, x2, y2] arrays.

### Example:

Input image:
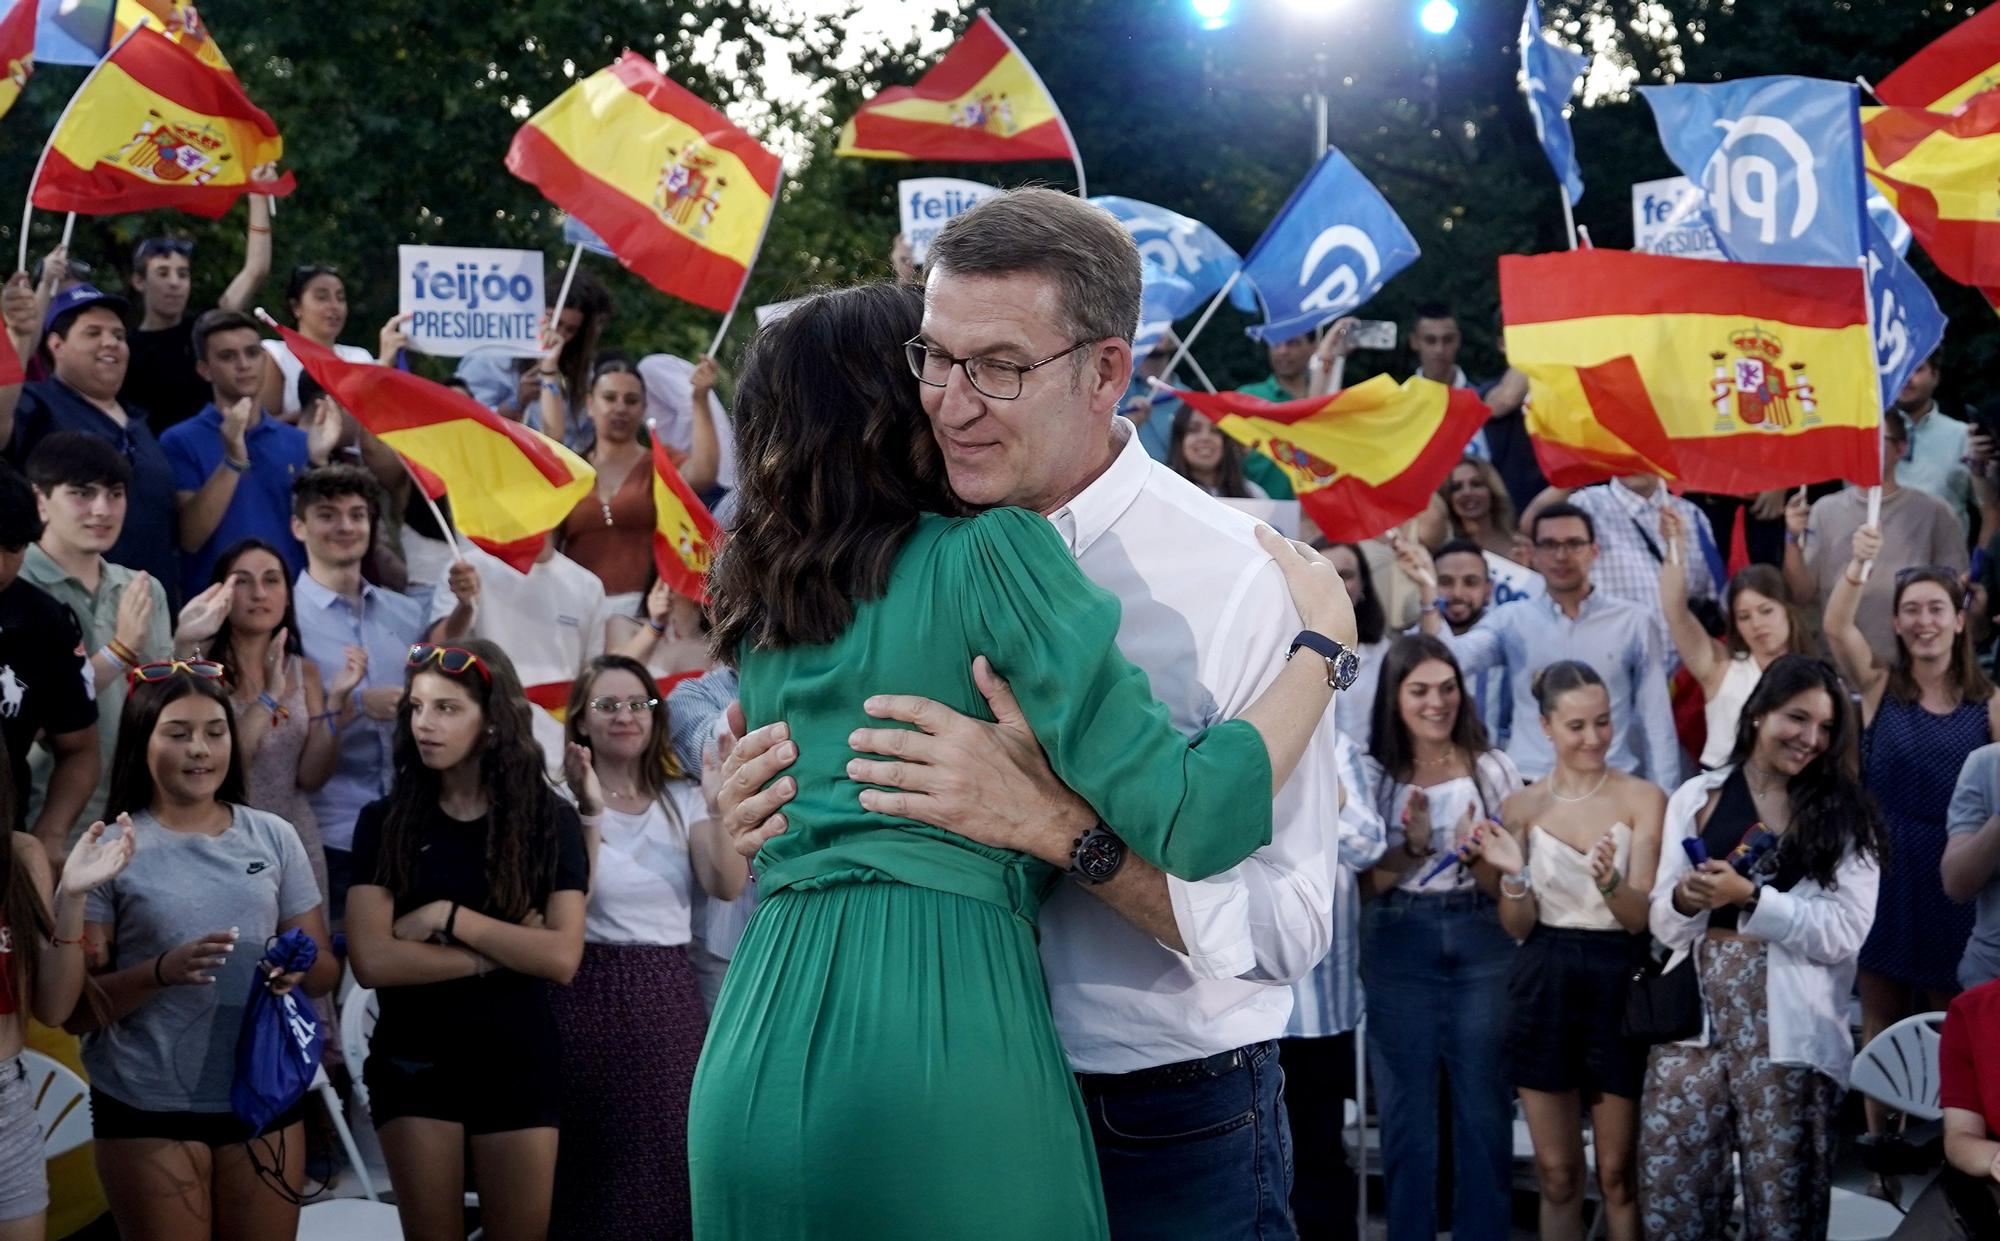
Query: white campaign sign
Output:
[[899, 178, 1002, 266], [397, 245, 546, 358], [1631, 176, 1723, 262]]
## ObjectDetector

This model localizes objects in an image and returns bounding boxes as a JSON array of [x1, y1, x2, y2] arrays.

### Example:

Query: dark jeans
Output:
[[1360, 889, 1515, 1241], [1278, 1033, 1358, 1241], [1082, 1040, 1296, 1241], [324, 846, 353, 931]]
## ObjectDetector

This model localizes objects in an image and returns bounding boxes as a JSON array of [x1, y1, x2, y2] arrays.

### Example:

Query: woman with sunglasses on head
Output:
[[1641, 655, 1885, 1239], [71, 659, 337, 1240], [1418, 456, 1526, 563], [1827, 522, 2000, 1143], [547, 655, 744, 1240], [345, 638, 588, 1241], [258, 264, 402, 420]]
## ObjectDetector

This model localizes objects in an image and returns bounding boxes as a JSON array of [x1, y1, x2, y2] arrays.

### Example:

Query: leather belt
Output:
[[1076, 1043, 1258, 1093]]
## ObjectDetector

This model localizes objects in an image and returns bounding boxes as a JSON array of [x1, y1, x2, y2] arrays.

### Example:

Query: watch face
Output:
[[1332, 649, 1361, 691], [1076, 831, 1125, 882]]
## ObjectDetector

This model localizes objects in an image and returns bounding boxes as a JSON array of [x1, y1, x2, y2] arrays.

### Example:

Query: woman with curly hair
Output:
[[345, 638, 588, 1241]]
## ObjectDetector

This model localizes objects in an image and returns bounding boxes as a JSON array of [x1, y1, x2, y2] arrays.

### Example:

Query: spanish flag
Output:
[[1501, 249, 1879, 495], [0, 0, 33, 121], [1876, 6, 2000, 112], [836, 13, 1080, 166], [31, 25, 291, 218], [651, 430, 720, 604], [1862, 93, 2000, 288], [1171, 377, 1489, 542], [507, 55, 781, 315], [272, 324, 596, 571], [113, 1, 232, 79]]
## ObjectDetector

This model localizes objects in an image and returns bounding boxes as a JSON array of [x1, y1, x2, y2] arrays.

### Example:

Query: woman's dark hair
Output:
[[1532, 659, 1605, 717], [371, 639, 558, 921], [284, 264, 342, 315], [0, 463, 41, 552], [1885, 568, 1993, 706], [105, 675, 248, 820], [0, 735, 44, 1010], [1726, 654, 1885, 888], [1333, 544, 1387, 645], [205, 538, 303, 687], [1723, 564, 1812, 661], [564, 655, 685, 796], [1368, 634, 1500, 817], [1438, 456, 1518, 540], [1165, 406, 1251, 498], [707, 283, 957, 657], [552, 270, 613, 402], [589, 355, 646, 399]]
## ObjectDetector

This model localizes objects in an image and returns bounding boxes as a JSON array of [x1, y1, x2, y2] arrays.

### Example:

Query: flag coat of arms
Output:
[[1501, 249, 1878, 494], [0, 0, 32, 120], [31, 25, 291, 217], [837, 13, 1077, 164], [507, 55, 781, 314], [1170, 377, 1487, 542], [1876, 7, 2000, 112], [651, 434, 721, 604]]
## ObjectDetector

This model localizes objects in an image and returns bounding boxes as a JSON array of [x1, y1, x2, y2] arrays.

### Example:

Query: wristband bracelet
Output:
[[257, 692, 282, 715], [647, 616, 668, 634], [222, 454, 250, 474], [99, 643, 130, 671], [153, 953, 168, 986], [50, 931, 87, 948], [108, 636, 140, 666], [1596, 868, 1622, 897], [248, 225, 272, 234]]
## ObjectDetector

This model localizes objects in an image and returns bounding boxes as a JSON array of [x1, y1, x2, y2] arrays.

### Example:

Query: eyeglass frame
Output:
[[128, 658, 227, 688], [587, 695, 661, 715], [903, 335, 1098, 401], [1532, 537, 1594, 555]]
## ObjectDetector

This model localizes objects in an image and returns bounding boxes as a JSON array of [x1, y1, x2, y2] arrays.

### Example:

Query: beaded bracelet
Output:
[[107, 636, 140, 667]]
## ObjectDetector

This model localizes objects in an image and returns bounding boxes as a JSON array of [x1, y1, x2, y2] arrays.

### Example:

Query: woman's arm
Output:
[[1489, 817, 1539, 941], [439, 889, 586, 985], [69, 923, 238, 1032], [1600, 782, 1666, 934], [343, 885, 485, 989], [535, 362, 567, 443], [255, 348, 285, 420], [18, 836, 88, 1028], [1942, 1108, 2000, 1180], [274, 906, 341, 999], [1823, 525, 1889, 697], [1739, 845, 1881, 965], [1659, 509, 1726, 692], [296, 661, 338, 792], [682, 359, 723, 494]]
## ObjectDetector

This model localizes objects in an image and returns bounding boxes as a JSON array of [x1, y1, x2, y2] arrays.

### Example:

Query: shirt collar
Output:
[[1047, 420, 1150, 558], [1608, 479, 1666, 514], [295, 569, 375, 612]]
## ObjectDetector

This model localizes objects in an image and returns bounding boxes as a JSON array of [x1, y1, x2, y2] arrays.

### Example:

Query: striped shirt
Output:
[[1286, 731, 1388, 1039]]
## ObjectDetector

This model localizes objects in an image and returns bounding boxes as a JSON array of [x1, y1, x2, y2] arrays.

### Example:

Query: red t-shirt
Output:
[[1940, 978, 2000, 1139]]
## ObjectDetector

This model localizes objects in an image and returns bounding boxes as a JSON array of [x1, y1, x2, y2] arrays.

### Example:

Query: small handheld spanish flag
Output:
[[0, 0, 33, 122], [651, 429, 721, 605], [1862, 92, 2000, 290]]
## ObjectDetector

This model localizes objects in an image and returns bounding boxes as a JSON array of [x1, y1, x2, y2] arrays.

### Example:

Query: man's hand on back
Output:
[[716, 700, 799, 859]]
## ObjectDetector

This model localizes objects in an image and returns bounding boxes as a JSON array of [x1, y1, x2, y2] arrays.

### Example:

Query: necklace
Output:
[[1744, 763, 1785, 798], [1547, 769, 1609, 803], [1414, 751, 1457, 769]]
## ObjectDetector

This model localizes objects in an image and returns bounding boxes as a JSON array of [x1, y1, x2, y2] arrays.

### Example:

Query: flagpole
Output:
[[1855, 75, 1881, 103], [59, 213, 75, 252], [707, 168, 785, 359], [1158, 270, 1240, 394], [1856, 253, 1885, 580], [1180, 350, 1219, 395], [548, 240, 585, 326], [976, 8, 1086, 197], [17, 24, 148, 273], [1559, 196, 1577, 251]]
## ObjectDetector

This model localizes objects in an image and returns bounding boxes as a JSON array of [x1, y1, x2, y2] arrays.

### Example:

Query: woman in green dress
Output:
[[686, 283, 1355, 1239]]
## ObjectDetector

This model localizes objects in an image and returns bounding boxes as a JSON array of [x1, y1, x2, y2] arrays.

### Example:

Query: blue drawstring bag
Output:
[[231, 927, 324, 1136]]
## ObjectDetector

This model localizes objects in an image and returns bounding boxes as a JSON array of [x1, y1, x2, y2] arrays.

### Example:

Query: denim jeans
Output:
[[1360, 889, 1516, 1241], [1082, 1040, 1296, 1241]]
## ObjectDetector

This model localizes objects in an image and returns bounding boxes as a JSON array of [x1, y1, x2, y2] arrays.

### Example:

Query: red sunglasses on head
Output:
[[406, 643, 491, 682], [127, 659, 226, 688]]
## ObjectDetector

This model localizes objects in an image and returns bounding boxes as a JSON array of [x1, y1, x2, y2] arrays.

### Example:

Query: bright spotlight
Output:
[[1192, 0, 1232, 21], [1418, 0, 1458, 34]]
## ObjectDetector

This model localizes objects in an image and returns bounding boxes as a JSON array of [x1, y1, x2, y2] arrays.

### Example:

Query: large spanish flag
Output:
[[31, 25, 291, 218], [650, 431, 721, 604], [1876, 6, 2000, 112], [113, 1, 232, 79], [273, 324, 595, 570], [507, 55, 781, 315], [0, 0, 32, 121], [836, 13, 1079, 165], [1502, 249, 1878, 495], [1862, 93, 2000, 288], [1171, 377, 1488, 542]]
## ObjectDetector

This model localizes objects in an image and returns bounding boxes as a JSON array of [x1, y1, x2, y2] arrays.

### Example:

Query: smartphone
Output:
[[1681, 837, 1710, 867], [1350, 319, 1398, 351]]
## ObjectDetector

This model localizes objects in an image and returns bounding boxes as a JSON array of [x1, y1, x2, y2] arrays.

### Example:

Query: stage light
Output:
[[1418, 0, 1459, 34], [1192, 0, 1233, 29]]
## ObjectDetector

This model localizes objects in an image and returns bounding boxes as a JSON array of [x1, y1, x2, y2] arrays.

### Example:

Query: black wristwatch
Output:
[[1289, 630, 1361, 691], [1067, 824, 1128, 885]]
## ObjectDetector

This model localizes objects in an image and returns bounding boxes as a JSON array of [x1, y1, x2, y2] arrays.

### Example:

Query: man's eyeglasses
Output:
[[1533, 538, 1593, 555], [128, 659, 226, 688], [904, 335, 1095, 401], [407, 643, 491, 682], [587, 695, 660, 716]]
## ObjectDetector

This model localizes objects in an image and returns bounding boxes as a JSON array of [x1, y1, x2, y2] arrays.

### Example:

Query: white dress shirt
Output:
[[1039, 421, 1341, 1075]]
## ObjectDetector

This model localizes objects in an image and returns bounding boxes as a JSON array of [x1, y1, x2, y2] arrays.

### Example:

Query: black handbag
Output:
[[1622, 943, 1702, 1044]]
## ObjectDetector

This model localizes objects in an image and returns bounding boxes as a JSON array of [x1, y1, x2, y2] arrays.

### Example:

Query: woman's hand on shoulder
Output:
[[1255, 526, 1357, 649]]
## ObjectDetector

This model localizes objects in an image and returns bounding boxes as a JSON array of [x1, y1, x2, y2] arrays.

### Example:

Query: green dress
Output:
[[686, 508, 1276, 1240]]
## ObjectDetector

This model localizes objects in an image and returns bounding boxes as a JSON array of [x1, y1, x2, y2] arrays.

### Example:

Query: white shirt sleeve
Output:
[[1163, 559, 1336, 985]]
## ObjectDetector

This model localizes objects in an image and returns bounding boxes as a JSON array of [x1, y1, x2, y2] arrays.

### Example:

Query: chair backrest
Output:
[[20, 1050, 92, 1159], [339, 986, 379, 1111], [1849, 1010, 1947, 1121]]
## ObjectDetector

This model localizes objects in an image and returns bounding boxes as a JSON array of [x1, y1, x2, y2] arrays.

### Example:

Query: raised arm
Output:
[[1659, 507, 1725, 690], [217, 193, 272, 313], [1781, 489, 1817, 605], [1822, 522, 1890, 697], [682, 358, 723, 494]]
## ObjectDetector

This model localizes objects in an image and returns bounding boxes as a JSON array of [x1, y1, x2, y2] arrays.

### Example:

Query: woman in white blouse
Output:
[[553, 656, 746, 1241]]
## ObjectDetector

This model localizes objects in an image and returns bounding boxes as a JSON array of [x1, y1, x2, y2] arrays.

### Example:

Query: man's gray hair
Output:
[[926, 188, 1142, 346]]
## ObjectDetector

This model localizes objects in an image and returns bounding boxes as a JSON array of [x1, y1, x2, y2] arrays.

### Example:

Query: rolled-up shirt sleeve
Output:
[[1164, 560, 1337, 985]]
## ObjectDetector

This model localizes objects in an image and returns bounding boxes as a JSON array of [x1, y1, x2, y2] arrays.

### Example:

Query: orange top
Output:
[[562, 449, 669, 595]]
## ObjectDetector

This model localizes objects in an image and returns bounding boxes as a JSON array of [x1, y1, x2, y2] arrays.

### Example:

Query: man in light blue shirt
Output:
[[1419, 503, 1679, 782], [289, 464, 425, 923], [1893, 352, 1976, 534]]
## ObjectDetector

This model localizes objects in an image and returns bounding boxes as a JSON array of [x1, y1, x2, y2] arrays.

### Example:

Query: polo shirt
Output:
[[158, 404, 309, 599], [119, 320, 209, 433], [20, 545, 170, 839], [1896, 402, 1974, 532], [9, 380, 179, 600], [0, 577, 95, 832]]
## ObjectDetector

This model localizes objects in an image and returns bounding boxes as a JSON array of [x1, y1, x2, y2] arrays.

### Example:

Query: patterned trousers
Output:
[[1637, 938, 1842, 1241]]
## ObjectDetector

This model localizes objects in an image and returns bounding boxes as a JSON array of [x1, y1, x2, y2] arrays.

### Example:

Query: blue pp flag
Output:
[[1091, 196, 1259, 314], [1639, 76, 1867, 269], [561, 213, 616, 260], [1134, 257, 1197, 362], [34, 0, 111, 67], [1866, 220, 1945, 410], [1867, 186, 1912, 258], [1521, 0, 1587, 206], [1240, 147, 1420, 345]]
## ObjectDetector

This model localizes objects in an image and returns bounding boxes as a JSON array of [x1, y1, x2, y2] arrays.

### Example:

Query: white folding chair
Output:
[[20, 1050, 90, 1159], [1833, 1011, 1950, 1241], [296, 1196, 405, 1240], [310, 1061, 377, 1202]]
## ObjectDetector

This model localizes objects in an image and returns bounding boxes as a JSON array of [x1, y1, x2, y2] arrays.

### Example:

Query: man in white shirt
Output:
[[716, 189, 1352, 1239]]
